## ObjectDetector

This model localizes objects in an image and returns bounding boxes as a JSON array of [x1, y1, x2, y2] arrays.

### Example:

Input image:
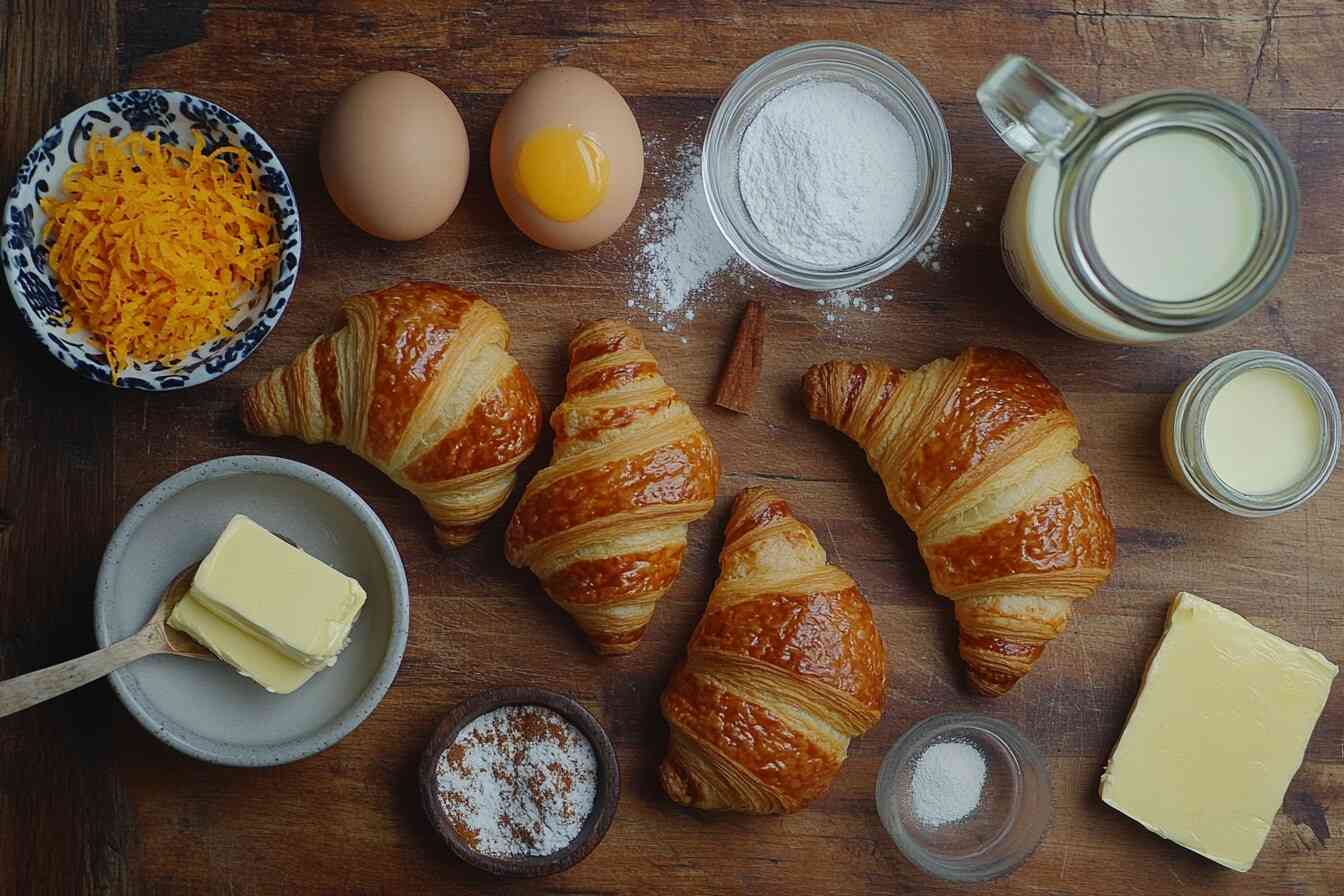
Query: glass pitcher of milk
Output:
[[979, 56, 1299, 344]]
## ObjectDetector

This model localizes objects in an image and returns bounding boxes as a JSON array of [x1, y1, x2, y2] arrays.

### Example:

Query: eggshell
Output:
[[491, 67, 644, 251], [320, 72, 469, 241]]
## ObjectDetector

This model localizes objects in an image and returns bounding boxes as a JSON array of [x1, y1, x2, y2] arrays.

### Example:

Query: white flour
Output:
[[909, 739, 987, 827], [739, 80, 917, 267], [630, 143, 740, 330], [915, 224, 945, 272], [818, 288, 892, 324], [435, 705, 598, 858]]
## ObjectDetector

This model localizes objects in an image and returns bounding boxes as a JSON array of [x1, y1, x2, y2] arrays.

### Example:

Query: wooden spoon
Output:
[[0, 563, 214, 720]]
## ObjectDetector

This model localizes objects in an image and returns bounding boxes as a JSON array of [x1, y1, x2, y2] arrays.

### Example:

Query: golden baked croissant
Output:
[[803, 347, 1115, 696], [505, 319, 720, 654], [242, 281, 541, 546], [659, 486, 886, 814]]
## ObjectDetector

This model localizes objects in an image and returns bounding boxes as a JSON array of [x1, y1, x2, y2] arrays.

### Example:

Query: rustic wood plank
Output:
[[0, 2, 129, 894], [0, 1, 1340, 893]]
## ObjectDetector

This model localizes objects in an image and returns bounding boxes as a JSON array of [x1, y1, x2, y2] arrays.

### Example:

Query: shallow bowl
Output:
[[875, 713, 1053, 882], [3, 89, 300, 390], [420, 687, 621, 878], [94, 455, 409, 766]]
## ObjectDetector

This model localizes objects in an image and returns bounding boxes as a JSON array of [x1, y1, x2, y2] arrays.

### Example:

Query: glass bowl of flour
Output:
[[703, 41, 951, 290], [875, 713, 1053, 882]]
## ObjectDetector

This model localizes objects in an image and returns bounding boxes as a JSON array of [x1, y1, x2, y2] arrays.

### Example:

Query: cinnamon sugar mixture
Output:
[[435, 705, 598, 858]]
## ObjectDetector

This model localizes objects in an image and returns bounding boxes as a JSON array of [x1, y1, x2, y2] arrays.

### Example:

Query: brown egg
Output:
[[320, 72, 469, 241], [491, 67, 643, 251]]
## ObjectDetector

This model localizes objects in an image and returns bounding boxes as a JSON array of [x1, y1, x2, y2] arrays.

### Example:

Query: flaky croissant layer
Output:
[[803, 347, 1114, 696], [506, 319, 720, 654], [243, 281, 541, 546], [660, 486, 886, 814]]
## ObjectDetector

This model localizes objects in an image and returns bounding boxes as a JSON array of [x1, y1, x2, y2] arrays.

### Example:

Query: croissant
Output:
[[803, 347, 1115, 696], [659, 486, 886, 814], [242, 281, 541, 546], [505, 319, 720, 654]]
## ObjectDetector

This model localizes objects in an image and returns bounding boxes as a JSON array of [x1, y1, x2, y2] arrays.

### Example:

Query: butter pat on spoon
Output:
[[169, 515, 367, 693]]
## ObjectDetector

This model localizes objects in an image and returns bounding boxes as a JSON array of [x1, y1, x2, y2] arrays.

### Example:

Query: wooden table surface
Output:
[[2, 2, 1340, 893]]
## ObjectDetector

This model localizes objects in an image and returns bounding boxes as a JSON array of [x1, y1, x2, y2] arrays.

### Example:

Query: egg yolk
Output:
[[513, 127, 610, 222]]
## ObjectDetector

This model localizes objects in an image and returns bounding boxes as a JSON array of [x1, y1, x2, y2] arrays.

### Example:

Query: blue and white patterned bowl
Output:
[[2, 89, 301, 390]]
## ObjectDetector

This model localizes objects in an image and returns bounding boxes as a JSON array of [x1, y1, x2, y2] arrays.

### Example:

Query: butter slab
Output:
[[1099, 591, 1337, 871]]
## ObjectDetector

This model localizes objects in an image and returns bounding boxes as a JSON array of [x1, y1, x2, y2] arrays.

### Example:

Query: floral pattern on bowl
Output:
[[2, 89, 301, 391]]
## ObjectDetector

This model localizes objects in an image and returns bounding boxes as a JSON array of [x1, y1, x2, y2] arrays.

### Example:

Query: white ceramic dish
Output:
[[94, 456, 409, 766]]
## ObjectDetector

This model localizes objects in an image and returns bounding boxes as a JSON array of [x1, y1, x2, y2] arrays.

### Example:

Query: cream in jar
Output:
[[1162, 351, 1340, 516], [1087, 131, 1260, 303], [1003, 132, 1264, 343], [1203, 368, 1321, 495], [980, 56, 1298, 345]]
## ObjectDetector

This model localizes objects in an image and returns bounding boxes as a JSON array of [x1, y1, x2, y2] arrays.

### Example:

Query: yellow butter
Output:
[[1100, 591, 1337, 872], [183, 514, 366, 666], [168, 594, 319, 694]]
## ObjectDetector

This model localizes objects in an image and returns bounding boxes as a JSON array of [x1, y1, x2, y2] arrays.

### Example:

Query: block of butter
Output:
[[168, 514, 367, 693], [169, 595, 322, 694], [1100, 592, 1337, 872]]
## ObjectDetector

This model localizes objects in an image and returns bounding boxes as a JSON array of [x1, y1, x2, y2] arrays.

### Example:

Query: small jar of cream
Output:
[[1162, 350, 1340, 516]]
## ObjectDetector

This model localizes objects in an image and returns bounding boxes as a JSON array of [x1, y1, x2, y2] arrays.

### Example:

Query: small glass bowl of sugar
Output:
[[875, 713, 1053, 882], [703, 40, 951, 291]]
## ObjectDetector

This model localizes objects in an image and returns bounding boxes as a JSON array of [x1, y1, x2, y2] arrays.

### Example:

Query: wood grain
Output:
[[0, 2, 129, 893], [2, 1, 1341, 894]]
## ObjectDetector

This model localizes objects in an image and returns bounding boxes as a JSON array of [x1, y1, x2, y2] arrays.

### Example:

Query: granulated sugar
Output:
[[909, 739, 987, 827], [629, 142, 740, 331]]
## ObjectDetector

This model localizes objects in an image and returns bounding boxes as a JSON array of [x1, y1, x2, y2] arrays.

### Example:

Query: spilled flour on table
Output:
[[628, 139, 747, 331], [814, 287, 895, 336], [817, 288, 893, 323], [915, 224, 945, 272]]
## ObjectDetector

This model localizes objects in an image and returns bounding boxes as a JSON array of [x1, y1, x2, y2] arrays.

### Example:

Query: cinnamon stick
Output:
[[714, 301, 766, 414]]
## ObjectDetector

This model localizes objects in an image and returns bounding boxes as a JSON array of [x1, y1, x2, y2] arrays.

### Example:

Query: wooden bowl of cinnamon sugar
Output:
[[419, 687, 620, 878]]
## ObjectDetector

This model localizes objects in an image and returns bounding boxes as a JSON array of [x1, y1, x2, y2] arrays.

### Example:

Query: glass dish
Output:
[[1161, 350, 1340, 516], [875, 713, 1053, 882], [702, 40, 951, 291]]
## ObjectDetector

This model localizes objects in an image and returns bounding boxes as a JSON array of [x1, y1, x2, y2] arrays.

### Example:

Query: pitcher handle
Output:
[[977, 55, 1097, 163]]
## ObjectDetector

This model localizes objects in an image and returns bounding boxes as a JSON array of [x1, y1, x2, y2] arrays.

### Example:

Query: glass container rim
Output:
[[1057, 92, 1300, 334], [1170, 350, 1340, 516], [874, 712, 1052, 883], [702, 40, 952, 291]]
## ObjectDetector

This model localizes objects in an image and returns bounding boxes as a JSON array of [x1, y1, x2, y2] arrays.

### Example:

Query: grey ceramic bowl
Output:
[[94, 455, 409, 766]]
